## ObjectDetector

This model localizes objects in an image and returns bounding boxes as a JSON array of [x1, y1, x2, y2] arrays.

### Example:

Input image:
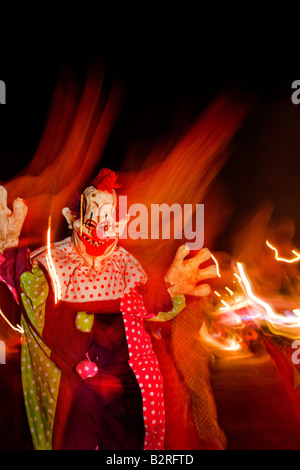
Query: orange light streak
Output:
[[0, 309, 24, 334], [219, 299, 230, 310], [266, 240, 300, 263], [199, 322, 242, 353], [225, 286, 234, 295], [237, 262, 300, 338], [46, 217, 62, 304], [80, 194, 83, 237], [211, 254, 221, 277]]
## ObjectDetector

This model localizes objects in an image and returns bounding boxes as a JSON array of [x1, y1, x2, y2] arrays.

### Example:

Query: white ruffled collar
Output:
[[30, 237, 147, 303]]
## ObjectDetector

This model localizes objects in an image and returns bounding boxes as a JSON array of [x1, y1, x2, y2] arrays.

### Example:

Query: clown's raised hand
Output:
[[165, 244, 217, 297], [0, 186, 28, 254]]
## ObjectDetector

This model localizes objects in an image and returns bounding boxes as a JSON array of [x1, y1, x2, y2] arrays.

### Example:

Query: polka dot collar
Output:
[[30, 237, 147, 303]]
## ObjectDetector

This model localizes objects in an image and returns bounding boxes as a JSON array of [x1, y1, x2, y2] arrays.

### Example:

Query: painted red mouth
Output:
[[78, 231, 116, 257]]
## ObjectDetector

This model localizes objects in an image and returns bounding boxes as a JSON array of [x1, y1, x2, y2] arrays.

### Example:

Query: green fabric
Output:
[[148, 294, 186, 322], [75, 311, 94, 332], [19, 264, 185, 449], [20, 265, 61, 450]]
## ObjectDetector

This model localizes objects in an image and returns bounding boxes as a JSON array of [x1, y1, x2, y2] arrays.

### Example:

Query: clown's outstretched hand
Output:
[[165, 244, 217, 297], [0, 186, 28, 254]]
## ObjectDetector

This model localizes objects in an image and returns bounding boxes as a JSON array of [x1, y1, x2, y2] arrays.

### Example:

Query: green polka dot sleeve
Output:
[[147, 295, 186, 322], [20, 265, 61, 450]]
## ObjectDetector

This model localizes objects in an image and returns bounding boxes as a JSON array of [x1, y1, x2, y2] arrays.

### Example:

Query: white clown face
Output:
[[63, 186, 128, 266]]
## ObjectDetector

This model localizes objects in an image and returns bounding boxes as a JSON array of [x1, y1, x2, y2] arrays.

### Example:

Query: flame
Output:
[[266, 240, 300, 263], [45, 217, 62, 304]]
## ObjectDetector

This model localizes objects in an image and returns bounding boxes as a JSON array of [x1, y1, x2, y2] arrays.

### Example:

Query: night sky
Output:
[[1, 36, 300, 251]]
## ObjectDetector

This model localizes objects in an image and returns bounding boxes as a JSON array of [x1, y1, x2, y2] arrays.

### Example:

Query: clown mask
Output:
[[62, 170, 128, 269]]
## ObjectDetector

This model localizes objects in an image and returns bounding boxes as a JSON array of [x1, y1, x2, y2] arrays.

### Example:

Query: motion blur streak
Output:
[[119, 94, 251, 276], [199, 321, 242, 356], [3, 66, 122, 247], [211, 254, 221, 278], [266, 240, 300, 263], [46, 217, 61, 304], [237, 262, 300, 339], [0, 309, 23, 334], [199, 255, 300, 358]]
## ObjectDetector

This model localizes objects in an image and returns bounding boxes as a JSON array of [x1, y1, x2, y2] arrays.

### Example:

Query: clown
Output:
[[0, 168, 217, 450]]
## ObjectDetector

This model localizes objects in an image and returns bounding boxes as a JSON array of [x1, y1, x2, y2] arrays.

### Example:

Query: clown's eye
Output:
[[92, 194, 96, 198], [85, 219, 97, 230]]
